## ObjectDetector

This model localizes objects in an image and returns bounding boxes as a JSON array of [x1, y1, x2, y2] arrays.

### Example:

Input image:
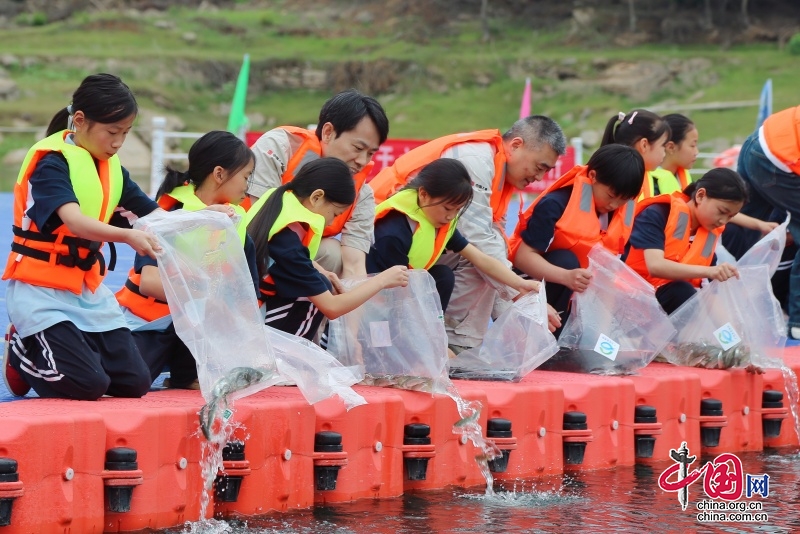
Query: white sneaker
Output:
[[791, 327, 800, 340]]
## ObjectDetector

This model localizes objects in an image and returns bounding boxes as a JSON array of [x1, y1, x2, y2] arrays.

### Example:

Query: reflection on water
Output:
[[156, 449, 800, 534]]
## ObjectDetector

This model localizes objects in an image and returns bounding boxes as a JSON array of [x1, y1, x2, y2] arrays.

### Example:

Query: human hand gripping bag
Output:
[[540, 245, 677, 375], [737, 214, 790, 277], [662, 264, 785, 369], [448, 281, 558, 381], [326, 269, 452, 394]]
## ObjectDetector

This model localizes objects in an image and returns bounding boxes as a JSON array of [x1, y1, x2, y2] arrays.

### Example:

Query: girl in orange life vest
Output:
[[246, 158, 409, 342], [1, 73, 161, 400], [510, 144, 645, 337], [601, 110, 670, 198], [116, 131, 257, 389], [366, 158, 547, 329], [625, 168, 747, 314]]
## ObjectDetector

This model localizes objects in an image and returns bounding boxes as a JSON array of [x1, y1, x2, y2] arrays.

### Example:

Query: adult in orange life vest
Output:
[[370, 116, 566, 353], [116, 131, 257, 390], [509, 144, 644, 337], [625, 169, 747, 314], [245, 158, 409, 342], [367, 159, 543, 330], [733, 105, 800, 339], [1, 74, 161, 400], [248, 90, 389, 281]]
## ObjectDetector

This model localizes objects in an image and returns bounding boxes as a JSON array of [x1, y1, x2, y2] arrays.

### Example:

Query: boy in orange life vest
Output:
[[509, 144, 645, 337], [725, 105, 800, 338], [2, 74, 160, 400], [625, 169, 746, 314], [370, 116, 566, 353], [248, 90, 388, 281]]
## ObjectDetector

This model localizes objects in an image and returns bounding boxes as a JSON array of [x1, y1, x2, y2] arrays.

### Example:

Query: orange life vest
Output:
[[625, 192, 722, 288], [762, 105, 800, 175], [277, 126, 371, 237], [508, 165, 635, 268], [369, 130, 513, 225], [2, 131, 123, 294]]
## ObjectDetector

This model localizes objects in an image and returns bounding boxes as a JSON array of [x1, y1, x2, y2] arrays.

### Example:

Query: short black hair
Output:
[[588, 144, 645, 200], [315, 90, 389, 145]]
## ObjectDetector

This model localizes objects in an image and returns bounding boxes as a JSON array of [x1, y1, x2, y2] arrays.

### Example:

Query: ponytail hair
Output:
[[684, 168, 748, 204], [47, 73, 138, 136], [156, 130, 254, 199], [247, 158, 356, 278], [587, 144, 645, 200], [600, 109, 670, 149], [401, 158, 474, 216], [663, 113, 695, 145]]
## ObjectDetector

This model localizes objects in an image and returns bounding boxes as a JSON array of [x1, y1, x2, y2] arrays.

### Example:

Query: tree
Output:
[[627, 0, 637, 32]]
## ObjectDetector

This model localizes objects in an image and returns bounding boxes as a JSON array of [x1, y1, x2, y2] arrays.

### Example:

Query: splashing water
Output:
[[780, 365, 800, 445], [444, 382, 502, 496], [197, 415, 243, 521]]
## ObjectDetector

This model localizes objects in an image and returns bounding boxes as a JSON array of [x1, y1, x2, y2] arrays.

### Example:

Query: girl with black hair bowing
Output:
[[368, 158, 541, 317], [245, 157, 409, 341]]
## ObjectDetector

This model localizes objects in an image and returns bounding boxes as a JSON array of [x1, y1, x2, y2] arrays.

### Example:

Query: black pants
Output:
[[10, 321, 151, 400], [132, 323, 197, 388], [542, 249, 580, 339], [655, 281, 697, 315], [264, 295, 325, 341], [429, 264, 456, 312]]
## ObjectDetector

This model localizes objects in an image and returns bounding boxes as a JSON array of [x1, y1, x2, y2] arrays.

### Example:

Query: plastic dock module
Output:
[[0, 400, 112, 534], [760, 368, 798, 448], [521, 371, 635, 470], [91, 392, 208, 532], [452, 380, 565, 480], [212, 387, 318, 518], [389, 388, 489, 491], [677, 367, 763, 453], [311, 386, 406, 503], [631, 364, 703, 460]]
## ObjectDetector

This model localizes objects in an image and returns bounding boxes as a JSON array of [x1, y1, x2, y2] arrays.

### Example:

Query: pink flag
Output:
[[519, 77, 531, 119]]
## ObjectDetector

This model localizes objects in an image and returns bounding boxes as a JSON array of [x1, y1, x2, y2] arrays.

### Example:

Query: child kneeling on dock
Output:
[[245, 158, 409, 342], [508, 144, 645, 337]]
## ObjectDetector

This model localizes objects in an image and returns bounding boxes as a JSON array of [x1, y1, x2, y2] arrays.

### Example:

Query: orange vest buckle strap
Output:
[[10, 225, 113, 274]]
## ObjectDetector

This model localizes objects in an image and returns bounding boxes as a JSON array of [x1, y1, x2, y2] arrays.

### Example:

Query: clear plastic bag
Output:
[[135, 209, 281, 404], [542, 245, 677, 375], [326, 269, 450, 393], [662, 264, 785, 369], [737, 214, 790, 277], [266, 326, 366, 410], [448, 282, 558, 381]]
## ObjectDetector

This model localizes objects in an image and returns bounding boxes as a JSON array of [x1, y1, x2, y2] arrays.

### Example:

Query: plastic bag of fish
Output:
[[327, 269, 450, 392], [136, 209, 281, 404], [540, 245, 676, 375], [661, 264, 785, 369], [448, 282, 558, 381]]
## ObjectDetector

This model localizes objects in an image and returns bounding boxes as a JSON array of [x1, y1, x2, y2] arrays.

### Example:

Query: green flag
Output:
[[227, 53, 250, 138]]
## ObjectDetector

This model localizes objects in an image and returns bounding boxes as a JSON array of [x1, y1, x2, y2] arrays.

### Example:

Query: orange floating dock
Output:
[[1, 348, 799, 533]]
